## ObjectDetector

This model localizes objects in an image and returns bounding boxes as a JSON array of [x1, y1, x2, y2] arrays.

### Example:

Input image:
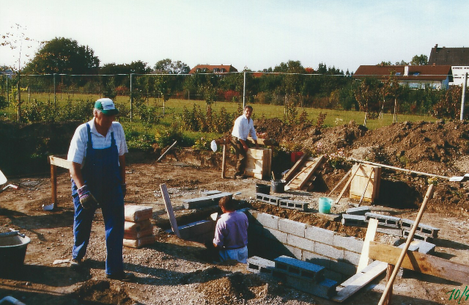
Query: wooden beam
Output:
[[160, 183, 180, 238], [369, 241, 469, 284], [49, 155, 72, 169], [357, 218, 378, 272], [221, 144, 226, 179], [335, 164, 361, 204], [283, 153, 308, 182], [378, 184, 434, 305]]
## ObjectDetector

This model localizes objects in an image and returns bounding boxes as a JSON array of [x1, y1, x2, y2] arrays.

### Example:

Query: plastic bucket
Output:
[[318, 197, 333, 214], [256, 184, 270, 194], [0, 234, 30, 275], [271, 180, 285, 193]]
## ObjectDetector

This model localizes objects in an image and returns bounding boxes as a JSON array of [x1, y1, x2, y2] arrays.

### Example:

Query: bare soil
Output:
[[2, 118, 469, 304]]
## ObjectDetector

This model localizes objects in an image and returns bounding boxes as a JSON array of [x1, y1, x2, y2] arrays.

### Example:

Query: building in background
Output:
[[429, 44, 469, 86]]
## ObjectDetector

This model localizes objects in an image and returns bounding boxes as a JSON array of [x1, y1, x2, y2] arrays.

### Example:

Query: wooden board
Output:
[[160, 183, 181, 237], [357, 218, 379, 272], [285, 155, 324, 191], [245, 148, 272, 180], [369, 241, 469, 284], [49, 155, 72, 170], [333, 260, 388, 302], [350, 164, 381, 203], [283, 153, 308, 182]]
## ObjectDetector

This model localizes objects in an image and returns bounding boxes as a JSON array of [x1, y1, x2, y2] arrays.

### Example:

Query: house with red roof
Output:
[[189, 64, 238, 74], [353, 64, 453, 90]]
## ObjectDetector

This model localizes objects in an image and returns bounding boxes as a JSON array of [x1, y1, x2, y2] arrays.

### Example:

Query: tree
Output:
[[24, 37, 99, 74], [1, 24, 42, 121], [411, 54, 428, 66], [154, 59, 190, 74], [353, 77, 382, 126]]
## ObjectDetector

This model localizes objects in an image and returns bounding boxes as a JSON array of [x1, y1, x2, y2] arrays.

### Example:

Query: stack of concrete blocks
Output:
[[123, 205, 155, 248], [341, 208, 440, 242], [247, 210, 364, 283], [177, 220, 216, 244], [247, 255, 338, 299], [182, 192, 232, 209], [256, 193, 308, 211]]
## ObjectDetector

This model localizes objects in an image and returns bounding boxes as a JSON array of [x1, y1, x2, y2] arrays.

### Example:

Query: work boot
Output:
[[106, 272, 136, 282]]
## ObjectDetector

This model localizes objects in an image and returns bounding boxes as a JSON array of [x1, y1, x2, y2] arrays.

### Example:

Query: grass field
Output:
[[1, 92, 437, 150]]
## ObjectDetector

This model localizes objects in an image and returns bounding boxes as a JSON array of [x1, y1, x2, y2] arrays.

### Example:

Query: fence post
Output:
[[243, 71, 246, 108], [129, 73, 134, 122], [53, 73, 57, 108], [461, 72, 467, 121]]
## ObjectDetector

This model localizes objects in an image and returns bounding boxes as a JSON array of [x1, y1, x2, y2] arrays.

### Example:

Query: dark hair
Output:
[[219, 196, 237, 211], [244, 105, 253, 111]]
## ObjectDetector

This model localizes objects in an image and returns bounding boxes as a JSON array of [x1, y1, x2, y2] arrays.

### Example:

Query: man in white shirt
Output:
[[67, 98, 134, 281], [231, 105, 258, 179]]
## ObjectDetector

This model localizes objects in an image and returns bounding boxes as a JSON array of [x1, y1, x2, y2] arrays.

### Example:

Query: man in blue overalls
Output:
[[67, 98, 134, 281]]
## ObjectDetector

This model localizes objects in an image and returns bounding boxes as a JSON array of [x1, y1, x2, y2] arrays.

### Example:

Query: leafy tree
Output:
[[353, 77, 382, 126], [154, 59, 190, 74], [411, 54, 428, 66], [1, 24, 42, 121], [24, 37, 99, 74]]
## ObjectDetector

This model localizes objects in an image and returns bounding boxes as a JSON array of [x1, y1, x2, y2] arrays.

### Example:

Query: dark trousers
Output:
[[231, 137, 247, 175]]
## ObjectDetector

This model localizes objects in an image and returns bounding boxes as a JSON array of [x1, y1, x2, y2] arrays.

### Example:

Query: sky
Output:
[[1, 0, 468, 73]]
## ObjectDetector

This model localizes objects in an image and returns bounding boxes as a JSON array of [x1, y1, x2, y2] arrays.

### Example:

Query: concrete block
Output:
[[254, 212, 279, 229], [283, 274, 338, 299], [279, 199, 308, 211], [315, 242, 344, 260], [200, 190, 221, 196], [305, 226, 334, 244], [344, 250, 361, 266], [178, 220, 215, 240], [333, 234, 363, 253], [303, 251, 332, 269], [264, 227, 288, 243], [400, 219, 440, 238], [403, 230, 434, 242], [284, 245, 303, 259], [346, 206, 371, 215], [330, 261, 357, 277], [274, 255, 325, 282], [287, 234, 315, 252], [279, 218, 307, 237], [247, 256, 275, 275], [256, 193, 282, 206], [341, 214, 366, 226], [365, 212, 401, 228], [183, 192, 232, 209]]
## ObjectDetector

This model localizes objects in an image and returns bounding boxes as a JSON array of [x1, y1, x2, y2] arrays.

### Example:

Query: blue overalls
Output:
[[71, 123, 125, 276]]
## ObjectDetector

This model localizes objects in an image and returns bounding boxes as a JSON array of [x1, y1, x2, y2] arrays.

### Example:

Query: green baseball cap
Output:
[[94, 98, 119, 115]]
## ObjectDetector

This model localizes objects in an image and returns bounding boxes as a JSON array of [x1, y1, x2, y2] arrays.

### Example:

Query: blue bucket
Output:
[[318, 197, 333, 214]]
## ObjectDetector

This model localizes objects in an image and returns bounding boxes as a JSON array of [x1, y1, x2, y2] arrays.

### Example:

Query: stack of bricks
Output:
[[123, 204, 155, 248], [247, 255, 338, 299]]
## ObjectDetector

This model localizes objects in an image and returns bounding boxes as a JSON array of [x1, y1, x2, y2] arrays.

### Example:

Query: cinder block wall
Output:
[[246, 210, 364, 282]]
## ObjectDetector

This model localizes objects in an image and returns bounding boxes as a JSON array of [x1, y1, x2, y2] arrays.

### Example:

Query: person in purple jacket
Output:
[[213, 196, 249, 263]]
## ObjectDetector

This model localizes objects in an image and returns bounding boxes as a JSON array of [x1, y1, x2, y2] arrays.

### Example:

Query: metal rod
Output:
[[348, 158, 449, 180]]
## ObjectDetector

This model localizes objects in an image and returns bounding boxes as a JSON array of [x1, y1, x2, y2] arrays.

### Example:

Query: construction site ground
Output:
[[2, 118, 469, 304]]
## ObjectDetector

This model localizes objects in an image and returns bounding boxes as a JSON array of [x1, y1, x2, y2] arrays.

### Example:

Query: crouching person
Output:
[[212, 196, 249, 263]]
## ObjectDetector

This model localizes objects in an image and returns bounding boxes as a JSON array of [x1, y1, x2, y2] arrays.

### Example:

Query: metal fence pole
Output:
[[53, 73, 57, 107], [243, 71, 246, 108], [129, 73, 133, 122], [461, 72, 467, 121]]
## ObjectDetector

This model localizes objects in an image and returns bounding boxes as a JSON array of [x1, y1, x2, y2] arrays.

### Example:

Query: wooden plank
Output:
[[160, 183, 180, 238], [49, 155, 72, 170], [283, 153, 308, 182], [285, 155, 324, 190], [335, 164, 361, 204], [333, 260, 387, 302], [350, 164, 377, 202], [369, 240, 469, 284], [357, 218, 379, 272]]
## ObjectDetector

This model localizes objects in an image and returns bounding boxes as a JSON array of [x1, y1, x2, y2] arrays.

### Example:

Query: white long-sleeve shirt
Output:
[[231, 115, 257, 141]]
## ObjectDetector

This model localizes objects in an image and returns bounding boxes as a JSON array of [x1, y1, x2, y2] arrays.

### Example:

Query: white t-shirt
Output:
[[67, 119, 128, 166]]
